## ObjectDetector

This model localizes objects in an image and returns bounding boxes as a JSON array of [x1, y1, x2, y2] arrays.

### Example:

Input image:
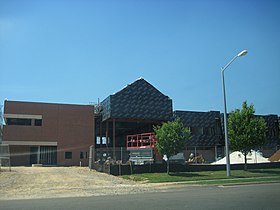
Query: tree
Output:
[[228, 101, 267, 170], [154, 118, 190, 174]]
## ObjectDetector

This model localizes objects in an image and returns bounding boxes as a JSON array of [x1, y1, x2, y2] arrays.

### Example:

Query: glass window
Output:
[[96, 136, 108, 144], [6, 118, 32, 126], [80, 152, 88, 159], [65, 152, 72, 159], [34, 119, 42, 126]]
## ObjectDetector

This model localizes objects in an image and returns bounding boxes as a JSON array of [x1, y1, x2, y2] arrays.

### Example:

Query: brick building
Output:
[[3, 101, 94, 166]]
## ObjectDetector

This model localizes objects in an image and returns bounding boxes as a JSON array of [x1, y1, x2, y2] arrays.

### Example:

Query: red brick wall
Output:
[[3, 101, 94, 166]]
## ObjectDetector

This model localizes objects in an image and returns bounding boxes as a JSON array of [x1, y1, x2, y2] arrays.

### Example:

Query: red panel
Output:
[[126, 132, 156, 149]]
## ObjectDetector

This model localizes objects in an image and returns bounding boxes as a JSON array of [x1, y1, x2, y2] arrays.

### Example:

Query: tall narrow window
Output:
[[80, 152, 88, 159]]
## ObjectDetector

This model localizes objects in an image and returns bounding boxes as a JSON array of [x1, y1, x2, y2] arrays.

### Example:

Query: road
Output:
[[1, 183, 279, 210]]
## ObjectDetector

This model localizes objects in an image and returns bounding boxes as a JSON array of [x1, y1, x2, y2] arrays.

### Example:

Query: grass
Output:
[[121, 168, 280, 184]]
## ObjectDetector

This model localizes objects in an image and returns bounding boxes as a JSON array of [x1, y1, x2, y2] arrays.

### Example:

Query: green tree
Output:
[[154, 118, 190, 174], [228, 101, 267, 170]]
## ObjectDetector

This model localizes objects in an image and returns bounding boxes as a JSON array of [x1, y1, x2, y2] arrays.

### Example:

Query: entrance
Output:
[[30, 146, 57, 165]]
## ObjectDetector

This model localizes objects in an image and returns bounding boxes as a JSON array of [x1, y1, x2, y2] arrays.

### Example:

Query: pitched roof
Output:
[[101, 78, 173, 121]]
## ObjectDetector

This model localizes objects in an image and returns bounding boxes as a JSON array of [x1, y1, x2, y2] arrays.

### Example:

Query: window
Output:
[[6, 117, 43, 126], [65, 152, 72, 159], [80, 152, 88, 159], [34, 119, 42, 126], [6, 118, 32, 126], [39, 146, 57, 165], [96, 136, 109, 145]]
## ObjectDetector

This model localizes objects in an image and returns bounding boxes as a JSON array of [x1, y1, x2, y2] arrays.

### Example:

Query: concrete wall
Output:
[[9, 146, 30, 166]]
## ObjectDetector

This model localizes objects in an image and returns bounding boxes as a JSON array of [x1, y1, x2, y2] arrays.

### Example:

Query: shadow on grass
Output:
[[169, 172, 208, 178]]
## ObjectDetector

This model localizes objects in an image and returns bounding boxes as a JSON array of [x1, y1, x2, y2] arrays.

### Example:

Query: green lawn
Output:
[[121, 168, 280, 184]]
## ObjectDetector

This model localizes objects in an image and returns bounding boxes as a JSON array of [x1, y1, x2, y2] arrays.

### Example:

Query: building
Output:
[[260, 114, 280, 157], [94, 78, 173, 161], [2, 78, 279, 166], [94, 78, 279, 162], [174, 110, 224, 162], [3, 101, 94, 166]]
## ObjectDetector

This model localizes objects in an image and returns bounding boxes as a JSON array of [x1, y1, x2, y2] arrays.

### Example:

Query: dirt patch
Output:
[[0, 167, 159, 200]]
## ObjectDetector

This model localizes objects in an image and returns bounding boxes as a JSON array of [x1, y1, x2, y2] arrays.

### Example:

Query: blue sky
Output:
[[0, 0, 279, 115]]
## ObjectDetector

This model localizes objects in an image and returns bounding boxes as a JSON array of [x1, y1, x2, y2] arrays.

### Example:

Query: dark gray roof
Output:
[[101, 78, 173, 122], [174, 110, 221, 127]]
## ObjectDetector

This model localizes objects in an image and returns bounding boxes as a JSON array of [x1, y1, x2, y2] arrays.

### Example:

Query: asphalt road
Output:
[[1, 183, 279, 210]]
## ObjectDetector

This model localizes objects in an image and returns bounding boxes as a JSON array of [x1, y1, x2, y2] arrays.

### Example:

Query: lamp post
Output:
[[221, 50, 247, 177]]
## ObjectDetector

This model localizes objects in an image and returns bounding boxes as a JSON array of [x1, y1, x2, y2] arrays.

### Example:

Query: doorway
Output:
[[30, 146, 57, 165]]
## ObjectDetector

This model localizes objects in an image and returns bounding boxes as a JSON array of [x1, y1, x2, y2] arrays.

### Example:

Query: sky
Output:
[[0, 0, 280, 116]]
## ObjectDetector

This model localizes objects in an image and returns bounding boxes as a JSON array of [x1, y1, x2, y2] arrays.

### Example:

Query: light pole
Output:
[[221, 49, 247, 177]]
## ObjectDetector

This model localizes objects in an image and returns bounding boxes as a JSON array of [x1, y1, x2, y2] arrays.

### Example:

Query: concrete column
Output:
[[37, 146, 40, 164]]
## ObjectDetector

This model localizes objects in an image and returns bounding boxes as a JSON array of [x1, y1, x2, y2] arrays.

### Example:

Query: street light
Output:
[[221, 49, 248, 177]]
